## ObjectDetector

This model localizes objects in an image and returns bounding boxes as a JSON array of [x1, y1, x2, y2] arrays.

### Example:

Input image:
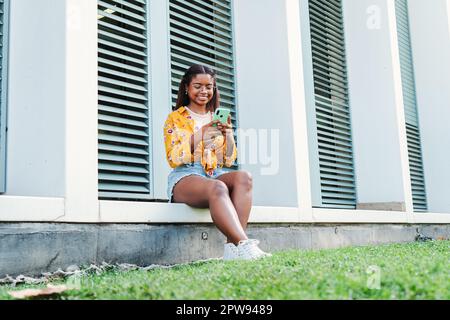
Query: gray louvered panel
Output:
[[169, 0, 238, 169], [406, 124, 427, 212], [98, 0, 151, 198], [309, 0, 356, 208]]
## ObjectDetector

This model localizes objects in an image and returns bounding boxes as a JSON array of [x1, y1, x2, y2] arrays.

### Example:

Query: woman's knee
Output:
[[208, 180, 229, 199], [235, 171, 253, 191]]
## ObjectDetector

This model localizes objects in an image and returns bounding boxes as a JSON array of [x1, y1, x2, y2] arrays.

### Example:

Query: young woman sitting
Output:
[[163, 64, 271, 261]]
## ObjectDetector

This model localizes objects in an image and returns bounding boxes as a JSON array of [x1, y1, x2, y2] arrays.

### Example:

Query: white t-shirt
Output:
[[185, 107, 212, 132]]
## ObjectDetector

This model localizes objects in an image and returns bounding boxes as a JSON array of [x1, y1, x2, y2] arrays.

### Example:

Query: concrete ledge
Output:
[[0, 223, 449, 277], [2, 197, 450, 223]]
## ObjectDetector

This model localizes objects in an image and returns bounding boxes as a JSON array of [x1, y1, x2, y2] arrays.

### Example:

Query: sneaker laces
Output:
[[225, 242, 239, 254], [237, 239, 270, 259], [223, 243, 240, 260]]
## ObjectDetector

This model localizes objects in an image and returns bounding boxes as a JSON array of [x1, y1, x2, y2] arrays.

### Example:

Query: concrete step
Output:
[[0, 223, 449, 277]]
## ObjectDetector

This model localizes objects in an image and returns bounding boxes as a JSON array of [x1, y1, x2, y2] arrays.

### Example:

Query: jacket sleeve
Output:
[[163, 116, 193, 168]]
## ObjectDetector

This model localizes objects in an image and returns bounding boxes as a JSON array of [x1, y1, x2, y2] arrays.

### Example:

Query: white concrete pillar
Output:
[[64, 0, 99, 221], [150, 0, 173, 200], [286, 0, 313, 216], [6, 0, 99, 221], [342, 0, 413, 212], [234, 0, 313, 211], [6, 0, 67, 198], [408, 0, 450, 213]]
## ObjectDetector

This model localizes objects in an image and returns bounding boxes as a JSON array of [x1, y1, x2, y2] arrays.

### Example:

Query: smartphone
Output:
[[212, 107, 231, 126]]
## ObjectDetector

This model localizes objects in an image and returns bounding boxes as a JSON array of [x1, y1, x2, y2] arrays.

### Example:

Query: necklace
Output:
[[186, 106, 210, 116]]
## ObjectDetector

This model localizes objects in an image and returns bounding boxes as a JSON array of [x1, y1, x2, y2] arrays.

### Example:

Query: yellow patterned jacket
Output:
[[163, 106, 237, 176]]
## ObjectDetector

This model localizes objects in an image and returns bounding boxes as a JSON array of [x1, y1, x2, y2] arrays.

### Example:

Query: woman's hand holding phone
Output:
[[190, 120, 221, 152], [217, 115, 235, 158], [201, 121, 222, 147], [190, 117, 234, 152], [216, 115, 233, 137]]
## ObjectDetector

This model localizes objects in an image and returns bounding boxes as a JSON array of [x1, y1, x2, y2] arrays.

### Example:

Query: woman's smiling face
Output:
[[186, 74, 215, 107]]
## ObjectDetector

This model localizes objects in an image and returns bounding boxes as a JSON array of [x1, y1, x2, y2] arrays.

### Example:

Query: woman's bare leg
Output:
[[172, 175, 248, 244], [216, 171, 253, 243]]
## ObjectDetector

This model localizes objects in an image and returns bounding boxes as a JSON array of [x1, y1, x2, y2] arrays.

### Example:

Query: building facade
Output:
[[0, 0, 450, 226]]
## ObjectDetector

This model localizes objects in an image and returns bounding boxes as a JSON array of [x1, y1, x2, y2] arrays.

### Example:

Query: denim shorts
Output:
[[167, 162, 231, 203]]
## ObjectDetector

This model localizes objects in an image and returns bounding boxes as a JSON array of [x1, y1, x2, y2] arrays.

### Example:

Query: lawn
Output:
[[0, 241, 448, 300]]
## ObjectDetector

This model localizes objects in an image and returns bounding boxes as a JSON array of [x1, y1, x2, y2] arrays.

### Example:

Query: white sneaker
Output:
[[236, 239, 272, 260], [223, 242, 240, 261]]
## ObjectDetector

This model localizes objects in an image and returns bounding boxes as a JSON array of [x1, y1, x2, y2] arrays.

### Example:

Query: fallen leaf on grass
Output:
[[8, 284, 70, 299]]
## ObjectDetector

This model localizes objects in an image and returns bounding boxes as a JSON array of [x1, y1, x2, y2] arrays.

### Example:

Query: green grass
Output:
[[1, 241, 449, 300]]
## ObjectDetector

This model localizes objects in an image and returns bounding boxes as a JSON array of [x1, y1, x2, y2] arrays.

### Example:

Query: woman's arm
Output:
[[216, 116, 237, 167], [164, 116, 193, 168], [192, 120, 222, 153], [223, 131, 237, 167], [190, 129, 204, 154]]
